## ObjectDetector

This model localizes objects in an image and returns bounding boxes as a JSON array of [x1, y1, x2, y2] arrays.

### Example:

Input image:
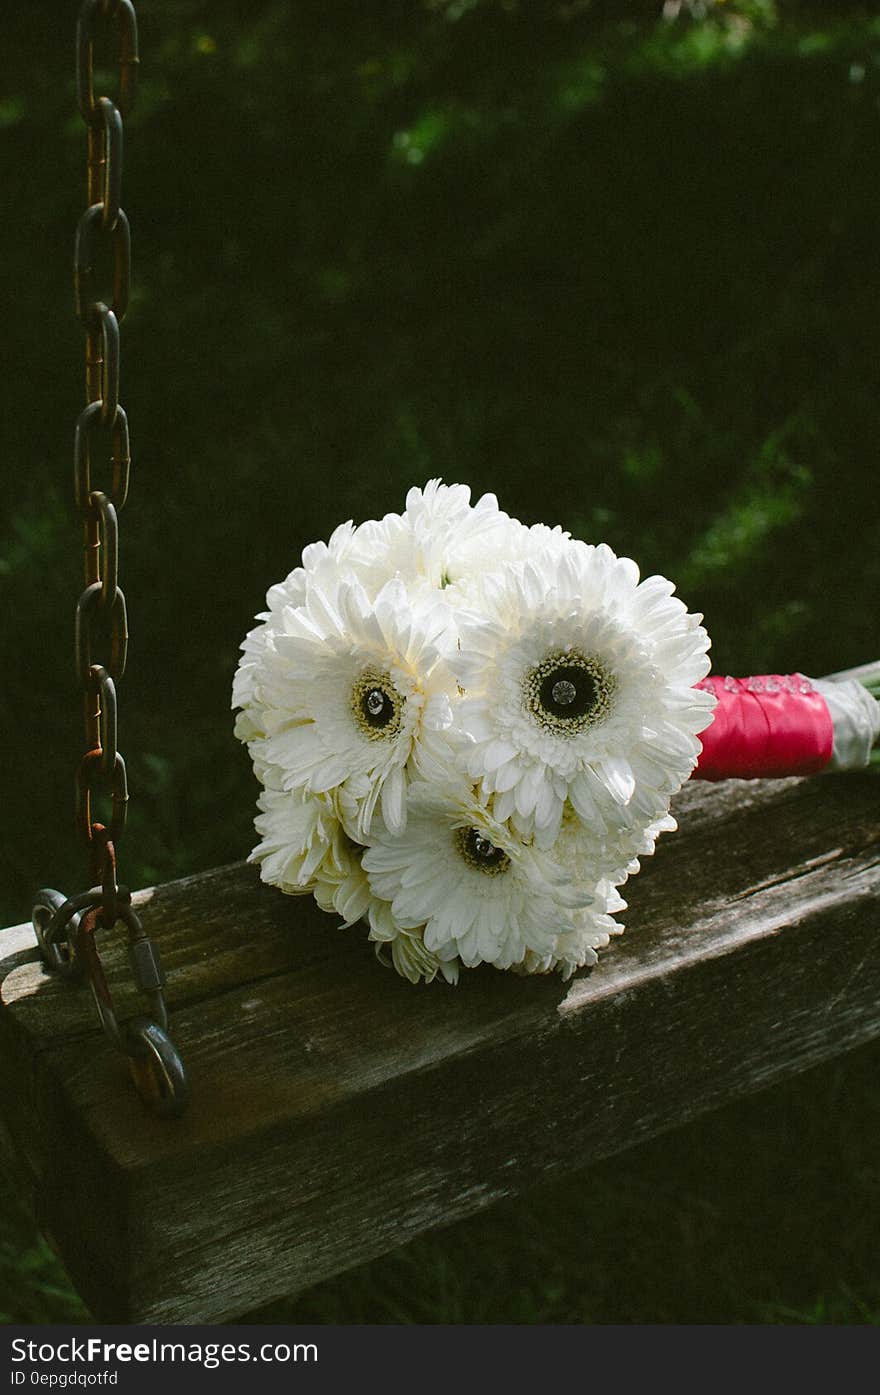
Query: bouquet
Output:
[[233, 482, 879, 984]]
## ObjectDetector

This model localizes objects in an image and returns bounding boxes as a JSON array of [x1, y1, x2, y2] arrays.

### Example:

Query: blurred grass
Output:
[[2, 0, 879, 1324]]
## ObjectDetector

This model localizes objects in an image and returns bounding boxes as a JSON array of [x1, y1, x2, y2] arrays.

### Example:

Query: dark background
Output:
[[1, 0, 879, 1323]]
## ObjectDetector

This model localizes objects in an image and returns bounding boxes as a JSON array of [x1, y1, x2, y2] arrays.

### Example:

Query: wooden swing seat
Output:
[[1, 662, 878, 1324]]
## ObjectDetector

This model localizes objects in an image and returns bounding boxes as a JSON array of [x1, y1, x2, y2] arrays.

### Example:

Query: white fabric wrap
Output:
[[812, 677, 880, 772]]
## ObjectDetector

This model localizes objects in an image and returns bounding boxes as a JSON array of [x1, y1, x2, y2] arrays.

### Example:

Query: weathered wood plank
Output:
[[1, 667, 878, 1323]]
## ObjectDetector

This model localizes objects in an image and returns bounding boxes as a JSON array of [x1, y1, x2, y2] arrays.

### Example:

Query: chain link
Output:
[[75, 401, 130, 513], [32, 0, 188, 1119], [76, 0, 139, 126]]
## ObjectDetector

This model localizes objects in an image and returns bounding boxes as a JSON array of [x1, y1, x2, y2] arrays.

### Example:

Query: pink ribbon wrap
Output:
[[693, 675, 834, 781]]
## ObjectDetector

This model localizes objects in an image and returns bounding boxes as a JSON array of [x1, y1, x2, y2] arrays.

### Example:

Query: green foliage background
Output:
[[1, 0, 878, 1324]]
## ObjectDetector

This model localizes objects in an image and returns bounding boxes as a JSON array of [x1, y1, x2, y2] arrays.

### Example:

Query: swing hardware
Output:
[[32, 0, 188, 1119], [33, 889, 190, 1120], [85, 663, 118, 776], [74, 205, 131, 326], [75, 580, 128, 685], [74, 401, 130, 513], [87, 305, 120, 424], [76, 748, 129, 848], [32, 889, 82, 983], [93, 828, 120, 926], [77, 0, 139, 125], [96, 98, 123, 232], [87, 490, 119, 608]]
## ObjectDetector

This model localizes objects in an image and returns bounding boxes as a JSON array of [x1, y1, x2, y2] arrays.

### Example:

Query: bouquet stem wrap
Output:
[[694, 674, 879, 779], [693, 676, 833, 780]]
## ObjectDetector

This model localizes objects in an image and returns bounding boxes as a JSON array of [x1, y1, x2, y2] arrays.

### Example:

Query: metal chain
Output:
[[32, 0, 188, 1119]]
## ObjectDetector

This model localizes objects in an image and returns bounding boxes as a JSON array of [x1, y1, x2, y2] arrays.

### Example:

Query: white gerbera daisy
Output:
[[553, 800, 679, 893], [396, 478, 525, 592], [375, 931, 460, 986], [235, 574, 458, 840], [326, 480, 526, 600], [310, 830, 373, 928], [517, 878, 627, 979], [248, 785, 342, 894], [251, 783, 395, 937], [452, 543, 715, 849], [233, 519, 368, 717], [362, 782, 599, 971], [233, 482, 526, 723]]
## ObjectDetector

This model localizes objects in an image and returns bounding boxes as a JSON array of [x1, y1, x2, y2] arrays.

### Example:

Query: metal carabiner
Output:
[[74, 903, 190, 1118], [125, 1017, 190, 1119]]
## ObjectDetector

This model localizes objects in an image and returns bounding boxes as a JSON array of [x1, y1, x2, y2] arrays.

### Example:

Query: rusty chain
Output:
[[32, 0, 188, 1119]]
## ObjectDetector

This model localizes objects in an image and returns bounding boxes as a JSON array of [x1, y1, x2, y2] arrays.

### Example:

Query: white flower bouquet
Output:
[[233, 481, 879, 985]]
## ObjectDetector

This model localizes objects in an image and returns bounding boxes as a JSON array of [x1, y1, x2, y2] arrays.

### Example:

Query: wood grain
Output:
[[1, 665, 878, 1323]]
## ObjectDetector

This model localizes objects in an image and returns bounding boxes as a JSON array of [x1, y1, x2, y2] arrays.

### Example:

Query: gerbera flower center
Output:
[[523, 650, 616, 736], [350, 668, 403, 741], [455, 826, 511, 876]]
